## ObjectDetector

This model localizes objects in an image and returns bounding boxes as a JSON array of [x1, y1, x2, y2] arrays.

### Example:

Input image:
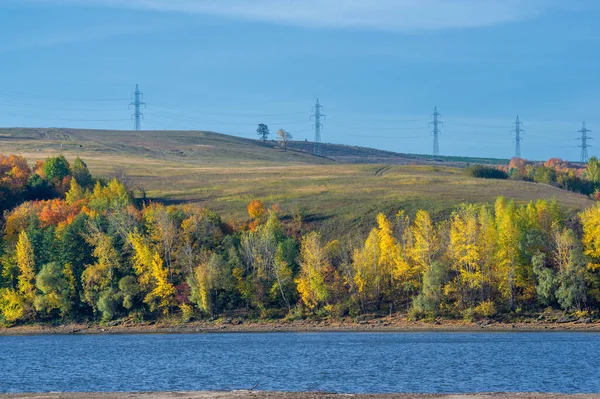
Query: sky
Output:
[[0, 0, 598, 161]]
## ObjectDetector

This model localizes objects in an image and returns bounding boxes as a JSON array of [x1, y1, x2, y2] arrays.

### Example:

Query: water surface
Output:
[[0, 332, 599, 393]]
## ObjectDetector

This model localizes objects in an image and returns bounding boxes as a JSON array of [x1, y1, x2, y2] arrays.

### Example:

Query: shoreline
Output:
[[1, 318, 599, 336]]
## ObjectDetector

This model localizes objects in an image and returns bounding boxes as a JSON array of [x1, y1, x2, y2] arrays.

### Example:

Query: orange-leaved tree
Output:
[[247, 199, 265, 220]]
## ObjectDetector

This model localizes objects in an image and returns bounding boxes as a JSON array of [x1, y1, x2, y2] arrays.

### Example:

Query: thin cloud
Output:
[[0, 25, 150, 54], [25, 0, 554, 31]]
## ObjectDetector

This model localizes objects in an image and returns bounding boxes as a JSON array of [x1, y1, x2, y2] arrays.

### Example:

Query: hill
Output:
[[0, 127, 593, 238], [287, 140, 510, 166]]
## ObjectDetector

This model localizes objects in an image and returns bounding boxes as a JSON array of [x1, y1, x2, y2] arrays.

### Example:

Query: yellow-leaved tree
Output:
[[81, 227, 120, 319], [393, 211, 414, 284], [0, 288, 25, 324], [494, 197, 520, 310], [188, 253, 228, 317], [128, 231, 155, 291], [296, 232, 329, 311], [375, 213, 406, 312], [581, 203, 600, 270], [16, 231, 36, 314], [353, 229, 381, 311], [147, 252, 176, 315], [477, 205, 498, 302], [190, 257, 214, 315], [65, 178, 86, 205], [448, 205, 483, 308], [128, 231, 175, 314], [410, 210, 436, 281]]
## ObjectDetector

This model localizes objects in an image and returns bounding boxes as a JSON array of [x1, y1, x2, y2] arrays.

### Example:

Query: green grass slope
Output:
[[0, 128, 593, 239]]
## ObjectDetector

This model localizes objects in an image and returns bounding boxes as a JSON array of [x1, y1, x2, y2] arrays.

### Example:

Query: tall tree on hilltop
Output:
[[277, 129, 292, 152], [257, 124, 270, 143]]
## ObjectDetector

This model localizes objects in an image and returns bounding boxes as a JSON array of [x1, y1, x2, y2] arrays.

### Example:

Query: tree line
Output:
[[469, 157, 600, 199], [1, 154, 600, 325]]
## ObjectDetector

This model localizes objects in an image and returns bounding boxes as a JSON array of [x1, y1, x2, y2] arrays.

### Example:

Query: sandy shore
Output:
[[0, 317, 599, 335], [0, 392, 597, 399]]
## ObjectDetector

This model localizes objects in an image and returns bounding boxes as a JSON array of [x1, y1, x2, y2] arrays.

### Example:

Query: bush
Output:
[[533, 166, 557, 185], [466, 165, 508, 179], [474, 300, 497, 318]]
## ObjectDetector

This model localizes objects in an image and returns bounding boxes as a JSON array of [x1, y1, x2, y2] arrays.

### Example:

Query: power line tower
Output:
[[513, 116, 524, 158], [577, 121, 593, 163], [129, 84, 146, 131], [311, 98, 325, 156], [429, 106, 443, 156]]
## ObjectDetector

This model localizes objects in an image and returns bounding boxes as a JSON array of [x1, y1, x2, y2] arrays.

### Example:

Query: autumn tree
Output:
[[579, 204, 600, 303], [553, 228, 587, 311], [88, 179, 132, 214], [277, 129, 292, 152], [16, 231, 36, 316], [409, 210, 447, 317], [239, 212, 293, 312], [495, 197, 520, 310], [188, 253, 229, 317], [448, 205, 484, 309], [247, 200, 266, 220], [0, 288, 25, 324], [143, 203, 178, 280], [65, 179, 87, 205], [128, 231, 175, 315], [393, 211, 418, 297], [410, 210, 437, 281], [296, 232, 330, 311], [477, 206, 498, 302], [586, 157, 600, 184], [508, 157, 528, 180], [81, 226, 121, 320], [0, 155, 32, 211], [146, 252, 176, 314], [177, 207, 224, 280], [580, 203, 600, 269], [353, 230, 380, 312]]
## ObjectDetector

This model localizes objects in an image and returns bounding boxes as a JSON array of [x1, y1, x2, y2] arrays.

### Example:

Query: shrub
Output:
[[474, 300, 497, 318], [247, 199, 265, 220], [466, 165, 508, 179], [533, 166, 557, 185]]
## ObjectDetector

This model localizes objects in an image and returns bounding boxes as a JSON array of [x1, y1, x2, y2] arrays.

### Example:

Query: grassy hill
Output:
[[287, 141, 510, 166], [0, 127, 593, 239]]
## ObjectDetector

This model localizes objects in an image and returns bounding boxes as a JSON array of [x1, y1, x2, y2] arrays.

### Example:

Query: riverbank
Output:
[[1, 316, 599, 335], [0, 392, 597, 399]]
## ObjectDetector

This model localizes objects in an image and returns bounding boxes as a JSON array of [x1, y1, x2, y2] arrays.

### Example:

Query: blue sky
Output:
[[0, 0, 598, 161]]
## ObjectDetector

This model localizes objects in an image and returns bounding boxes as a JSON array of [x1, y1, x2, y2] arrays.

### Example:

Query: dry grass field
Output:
[[0, 127, 593, 238]]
